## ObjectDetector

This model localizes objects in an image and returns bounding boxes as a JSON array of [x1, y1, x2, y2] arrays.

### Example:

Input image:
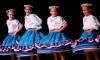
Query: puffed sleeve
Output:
[[56, 16, 67, 28], [34, 14, 42, 30], [60, 16, 67, 26], [93, 16, 100, 27], [34, 14, 42, 26], [47, 17, 55, 31], [6, 20, 9, 27], [30, 14, 42, 26], [30, 14, 42, 30], [14, 20, 22, 31], [83, 17, 85, 26], [24, 16, 29, 29], [89, 16, 99, 30], [15, 20, 21, 27]]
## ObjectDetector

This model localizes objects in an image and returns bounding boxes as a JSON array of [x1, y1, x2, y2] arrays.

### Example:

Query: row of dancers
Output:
[[0, 3, 100, 60]]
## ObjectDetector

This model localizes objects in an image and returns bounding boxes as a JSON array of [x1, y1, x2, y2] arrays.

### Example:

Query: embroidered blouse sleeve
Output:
[[89, 16, 99, 30], [14, 20, 22, 31], [57, 16, 66, 28], [34, 14, 42, 26], [6, 20, 9, 27], [31, 14, 42, 30], [47, 17, 55, 31]]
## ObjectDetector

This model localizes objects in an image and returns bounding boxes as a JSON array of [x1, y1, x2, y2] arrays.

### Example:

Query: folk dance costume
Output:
[[0, 19, 21, 55], [95, 35, 100, 43], [14, 14, 44, 57], [73, 14, 100, 53], [36, 16, 71, 54]]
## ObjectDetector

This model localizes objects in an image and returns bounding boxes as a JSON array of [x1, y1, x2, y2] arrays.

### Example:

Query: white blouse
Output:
[[47, 16, 65, 31], [6, 19, 21, 33], [83, 14, 100, 30], [25, 14, 42, 30]]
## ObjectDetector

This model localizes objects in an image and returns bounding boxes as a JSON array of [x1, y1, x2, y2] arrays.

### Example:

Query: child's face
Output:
[[50, 8, 57, 16], [7, 11, 14, 19], [82, 7, 90, 16], [24, 7, 32, 15]]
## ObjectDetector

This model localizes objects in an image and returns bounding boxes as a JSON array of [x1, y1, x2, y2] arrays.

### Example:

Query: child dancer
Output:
[[14, 5, 44, 60], [0, 9, 23, 59], [0, 9, 23, 54], [72, 3, 100, 60], [35, 5, 71, 60]]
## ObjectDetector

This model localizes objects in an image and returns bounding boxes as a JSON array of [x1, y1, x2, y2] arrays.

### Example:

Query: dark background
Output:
[[0, 0, 100, 60]]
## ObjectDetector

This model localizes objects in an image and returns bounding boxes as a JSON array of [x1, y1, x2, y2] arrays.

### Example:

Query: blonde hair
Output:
[[81, 3, 92, 7], [24, 4, 33, 8], [49, 5, 59, 9], [6, 9, 16, 13]]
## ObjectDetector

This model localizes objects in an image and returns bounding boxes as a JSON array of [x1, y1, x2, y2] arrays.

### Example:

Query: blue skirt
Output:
[[14, 29, 44, 52], [0, 33, 21, 55], [35, 32, 71, 53], [73, 31, 100, 53]]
